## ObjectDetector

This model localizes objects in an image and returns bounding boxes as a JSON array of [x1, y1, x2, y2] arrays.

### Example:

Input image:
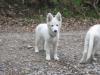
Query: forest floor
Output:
[[0, 16, 100, 75]]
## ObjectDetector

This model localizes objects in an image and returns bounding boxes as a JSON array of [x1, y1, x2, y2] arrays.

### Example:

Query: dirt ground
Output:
[[0, 30, 100, 75], [0, 16, 100, 75]]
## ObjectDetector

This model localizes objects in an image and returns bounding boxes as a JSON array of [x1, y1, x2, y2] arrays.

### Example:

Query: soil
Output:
[[0, 31, 100, 75], [0, 16, 100, 75]]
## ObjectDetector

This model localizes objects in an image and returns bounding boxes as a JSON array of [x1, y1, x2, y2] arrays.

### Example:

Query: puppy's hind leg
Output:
[[86, 34, 94, 62], [80, 35, 89, 64], [92, 48, 97, 61], [35, 33, 40, 53]]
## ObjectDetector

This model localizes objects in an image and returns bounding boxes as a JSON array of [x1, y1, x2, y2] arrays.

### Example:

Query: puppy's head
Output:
[[47, 12, 62, 33]]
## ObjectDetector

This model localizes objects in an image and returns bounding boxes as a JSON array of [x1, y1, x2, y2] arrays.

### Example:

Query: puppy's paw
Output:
[[79, 60, 84, 64], [79, 59, 86, 64], [46, 55, 51, 60], [35, 50, 39, 53], [93, 57, 97, 61], [54, 55, 59, 60], [35, 47, 39, 53]]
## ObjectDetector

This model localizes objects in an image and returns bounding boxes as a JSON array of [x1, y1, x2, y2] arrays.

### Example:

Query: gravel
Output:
[[0, 31, 100, 75]]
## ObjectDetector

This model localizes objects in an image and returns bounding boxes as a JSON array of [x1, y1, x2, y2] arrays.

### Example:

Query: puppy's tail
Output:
[[86, 33, 94, 61]]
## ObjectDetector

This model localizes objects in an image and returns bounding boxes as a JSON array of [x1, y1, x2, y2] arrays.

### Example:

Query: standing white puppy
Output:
[[35, 12, 62, 60], [80, 24, 100, 63]]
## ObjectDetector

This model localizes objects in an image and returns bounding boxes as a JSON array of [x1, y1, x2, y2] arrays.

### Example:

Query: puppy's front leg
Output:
[[35, 36, 39, 53], [53, 40, 59, 60], [44, 41, 51, 60]]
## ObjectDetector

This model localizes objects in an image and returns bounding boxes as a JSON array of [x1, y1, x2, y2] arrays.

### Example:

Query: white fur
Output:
[[80, 24, 100, 63], [35, 12, 62, 60]]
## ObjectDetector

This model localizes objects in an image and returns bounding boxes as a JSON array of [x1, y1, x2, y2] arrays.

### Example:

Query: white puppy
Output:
[[80, 24, 100, 63], [35, 12, 62, 60]]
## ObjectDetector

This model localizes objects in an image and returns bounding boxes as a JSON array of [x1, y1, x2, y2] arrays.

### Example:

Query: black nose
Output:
[[54, 30, 57, 32]]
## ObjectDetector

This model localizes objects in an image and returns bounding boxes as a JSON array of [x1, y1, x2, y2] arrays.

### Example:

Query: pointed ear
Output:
[[47, 13, 53, 23], [55, 12, 62, 22]]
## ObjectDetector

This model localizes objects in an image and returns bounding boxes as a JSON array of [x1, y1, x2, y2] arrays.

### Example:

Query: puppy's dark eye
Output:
[[56, 24, 58, 26], [51, 25, 53, 27]]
